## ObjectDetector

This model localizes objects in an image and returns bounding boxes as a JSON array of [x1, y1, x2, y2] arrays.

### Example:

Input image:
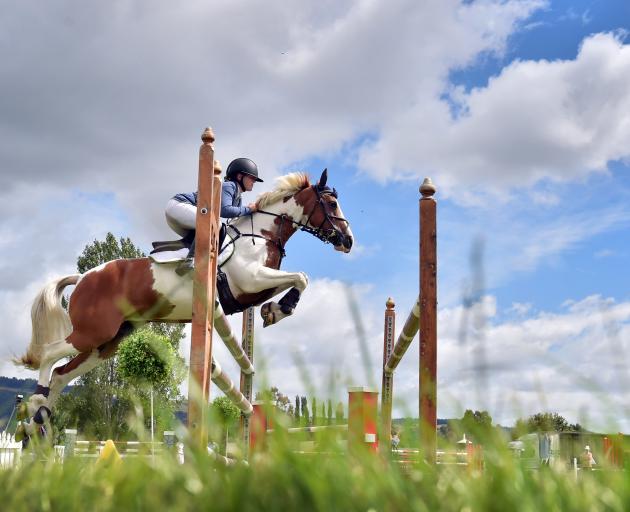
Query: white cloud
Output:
[[4, 1, 630, 433], [508, 302, 533, 316], [358, 32, 630, 202], [0, 0, 548, 381], [436, 294, 630, 430]]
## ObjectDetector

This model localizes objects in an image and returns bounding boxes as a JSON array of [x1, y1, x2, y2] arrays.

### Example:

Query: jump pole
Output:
[[187, 127, 222, 447], [380, 298, 395, 455], [419, 178, 437, 464], [239, 306, 256, 457]]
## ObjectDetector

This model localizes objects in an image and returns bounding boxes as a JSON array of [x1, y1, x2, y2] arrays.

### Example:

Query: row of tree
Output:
[[254, 387, 345, 426], [437, 409, 584, 446]]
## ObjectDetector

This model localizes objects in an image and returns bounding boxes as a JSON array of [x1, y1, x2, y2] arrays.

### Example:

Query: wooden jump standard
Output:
[[381, 178, 437, 463], [188, 128, 222, 447], [187, 128, 257, 450]]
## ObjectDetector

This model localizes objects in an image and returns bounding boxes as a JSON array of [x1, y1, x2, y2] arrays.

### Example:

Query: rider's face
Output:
[[242, 175, 256, 191]]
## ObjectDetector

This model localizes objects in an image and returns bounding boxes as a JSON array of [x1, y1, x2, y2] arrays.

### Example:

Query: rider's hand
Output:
[[248, 203, 258, 212]]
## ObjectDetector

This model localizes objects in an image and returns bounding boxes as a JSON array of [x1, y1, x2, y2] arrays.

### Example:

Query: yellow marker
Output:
[[98, 439, 122, 464]]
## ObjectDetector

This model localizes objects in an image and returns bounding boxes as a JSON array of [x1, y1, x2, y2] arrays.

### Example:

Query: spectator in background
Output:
[[391, 431, 400, 450], [582, 445, 596, 469]]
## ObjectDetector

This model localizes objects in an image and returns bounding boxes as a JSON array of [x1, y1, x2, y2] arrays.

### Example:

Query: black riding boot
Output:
[[175, 237, 195, 276]]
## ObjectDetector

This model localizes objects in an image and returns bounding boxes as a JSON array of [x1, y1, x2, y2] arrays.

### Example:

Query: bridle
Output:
[[296, 184, 350, 245], [224, 184, 350, 262]]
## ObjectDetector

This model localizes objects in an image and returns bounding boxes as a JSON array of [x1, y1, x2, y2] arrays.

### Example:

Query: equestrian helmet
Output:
[[226, 158, 263, 182]]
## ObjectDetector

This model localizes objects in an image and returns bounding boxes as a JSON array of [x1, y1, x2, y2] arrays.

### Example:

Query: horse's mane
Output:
[[255, 172, 311, 209]]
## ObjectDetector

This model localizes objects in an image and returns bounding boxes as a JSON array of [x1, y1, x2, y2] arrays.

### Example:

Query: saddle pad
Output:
[[148, 254, 183, 264], [148, 231, 236, 266]]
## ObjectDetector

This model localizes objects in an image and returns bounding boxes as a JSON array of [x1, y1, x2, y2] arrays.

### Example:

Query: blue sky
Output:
[[1, 0, 630, 431]]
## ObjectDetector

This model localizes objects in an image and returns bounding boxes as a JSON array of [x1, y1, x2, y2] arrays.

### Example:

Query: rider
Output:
[[165, 157, 263, 275]]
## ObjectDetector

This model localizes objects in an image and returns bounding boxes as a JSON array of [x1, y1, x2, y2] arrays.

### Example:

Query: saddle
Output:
[[149, 225, 246, 315], [150, 230, 195, 254]]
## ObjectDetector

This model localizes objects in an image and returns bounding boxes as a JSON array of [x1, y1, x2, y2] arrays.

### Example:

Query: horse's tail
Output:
[[14, 274, 81, 370]]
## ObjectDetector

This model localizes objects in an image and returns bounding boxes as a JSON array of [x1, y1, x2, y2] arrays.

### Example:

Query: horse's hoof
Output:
[[263, 312, 275, 328], [261, 304, 275, 328], [16, 403, 29, 421]]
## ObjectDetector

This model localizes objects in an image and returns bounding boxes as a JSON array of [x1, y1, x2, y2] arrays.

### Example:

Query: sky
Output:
[[2, 0, 630, 432]]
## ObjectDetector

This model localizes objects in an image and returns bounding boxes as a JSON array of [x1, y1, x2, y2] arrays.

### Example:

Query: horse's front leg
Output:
[[246, 267, 308, 327]]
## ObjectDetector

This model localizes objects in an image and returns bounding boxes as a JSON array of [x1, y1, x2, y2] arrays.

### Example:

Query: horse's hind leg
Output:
[[18, 340, 79, 434], [46, 322, 133, 411], [47, 350, 103, 410]]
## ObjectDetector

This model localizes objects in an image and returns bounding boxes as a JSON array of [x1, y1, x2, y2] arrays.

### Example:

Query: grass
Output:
[[2, 429, 630, 512]]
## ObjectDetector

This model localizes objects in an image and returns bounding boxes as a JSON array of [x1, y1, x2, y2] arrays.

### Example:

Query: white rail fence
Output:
[[0, 431, 22, 468]]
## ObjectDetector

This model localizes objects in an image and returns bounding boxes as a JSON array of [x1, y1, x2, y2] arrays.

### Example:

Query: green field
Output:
[[2, 430, 629, 512]]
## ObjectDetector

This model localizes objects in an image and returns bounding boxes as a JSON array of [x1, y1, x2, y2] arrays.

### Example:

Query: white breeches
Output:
[[165, 199, 197, 236]]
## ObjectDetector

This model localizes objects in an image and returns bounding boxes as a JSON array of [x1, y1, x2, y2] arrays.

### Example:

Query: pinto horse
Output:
[[14, 169, 353, 441]]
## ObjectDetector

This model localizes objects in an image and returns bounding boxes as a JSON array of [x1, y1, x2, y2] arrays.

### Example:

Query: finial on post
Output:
[[386, 297, 395, 310], [201, 127, 215, 145], [420, 177, 436, 199]]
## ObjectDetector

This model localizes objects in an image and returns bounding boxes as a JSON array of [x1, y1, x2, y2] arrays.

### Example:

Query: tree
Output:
[[255, 387, 290, 412], [335, 402, 344, 424], [301, 396, 309, 426], [515, 412, 582, 435], [312, 397, 317, 426], [462, 409, 492, 429], [117, 327, 185, 436], [327, 400, 333, 426], [53, 233, 186, 441], [210, 396, 240, 455], [444, 410, 494, 444], [294, 395, 300, 425]]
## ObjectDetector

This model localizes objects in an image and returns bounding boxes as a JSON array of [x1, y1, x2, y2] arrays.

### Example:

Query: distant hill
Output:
[[0, 376, 37, 431]]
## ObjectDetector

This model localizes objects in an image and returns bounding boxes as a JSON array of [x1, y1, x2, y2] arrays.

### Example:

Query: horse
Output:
[[14, 169, 353, 442]]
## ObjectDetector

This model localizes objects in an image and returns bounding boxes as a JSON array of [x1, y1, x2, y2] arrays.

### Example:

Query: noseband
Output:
[[301, 185, 350, 245], [232, 184, 350, 261]]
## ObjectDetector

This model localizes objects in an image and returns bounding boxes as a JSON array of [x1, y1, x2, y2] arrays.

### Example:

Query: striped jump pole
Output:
[[384, 297, 420, 373], [211, 359, 253, 416], [381, 298, 396, 455], [381, 296, 421, 456], [239, 306, 255, 457], [275, 424, 348, 434]]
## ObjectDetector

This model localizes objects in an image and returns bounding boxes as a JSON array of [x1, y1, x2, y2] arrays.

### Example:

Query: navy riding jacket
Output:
[[173, 181, 252, 219]]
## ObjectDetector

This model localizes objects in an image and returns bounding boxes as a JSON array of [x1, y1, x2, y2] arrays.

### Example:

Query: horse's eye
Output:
[[330, 202, 338, 209]]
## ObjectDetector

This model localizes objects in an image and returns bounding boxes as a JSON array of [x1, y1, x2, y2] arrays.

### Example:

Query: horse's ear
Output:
[[318, 168, 328, 188]]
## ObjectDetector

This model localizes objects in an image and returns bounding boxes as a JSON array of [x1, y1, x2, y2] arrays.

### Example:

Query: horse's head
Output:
[[298, 169, 353, 253]]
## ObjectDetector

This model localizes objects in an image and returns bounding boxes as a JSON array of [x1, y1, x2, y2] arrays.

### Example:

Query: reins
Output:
[[223, 186, 350, 264]]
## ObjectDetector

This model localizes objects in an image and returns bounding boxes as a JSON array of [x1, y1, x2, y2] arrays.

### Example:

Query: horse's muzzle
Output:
[[332, 233, 353, 252]]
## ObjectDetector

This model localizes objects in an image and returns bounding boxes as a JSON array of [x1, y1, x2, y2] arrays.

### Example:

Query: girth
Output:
[[216, 269, 248, 315]]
